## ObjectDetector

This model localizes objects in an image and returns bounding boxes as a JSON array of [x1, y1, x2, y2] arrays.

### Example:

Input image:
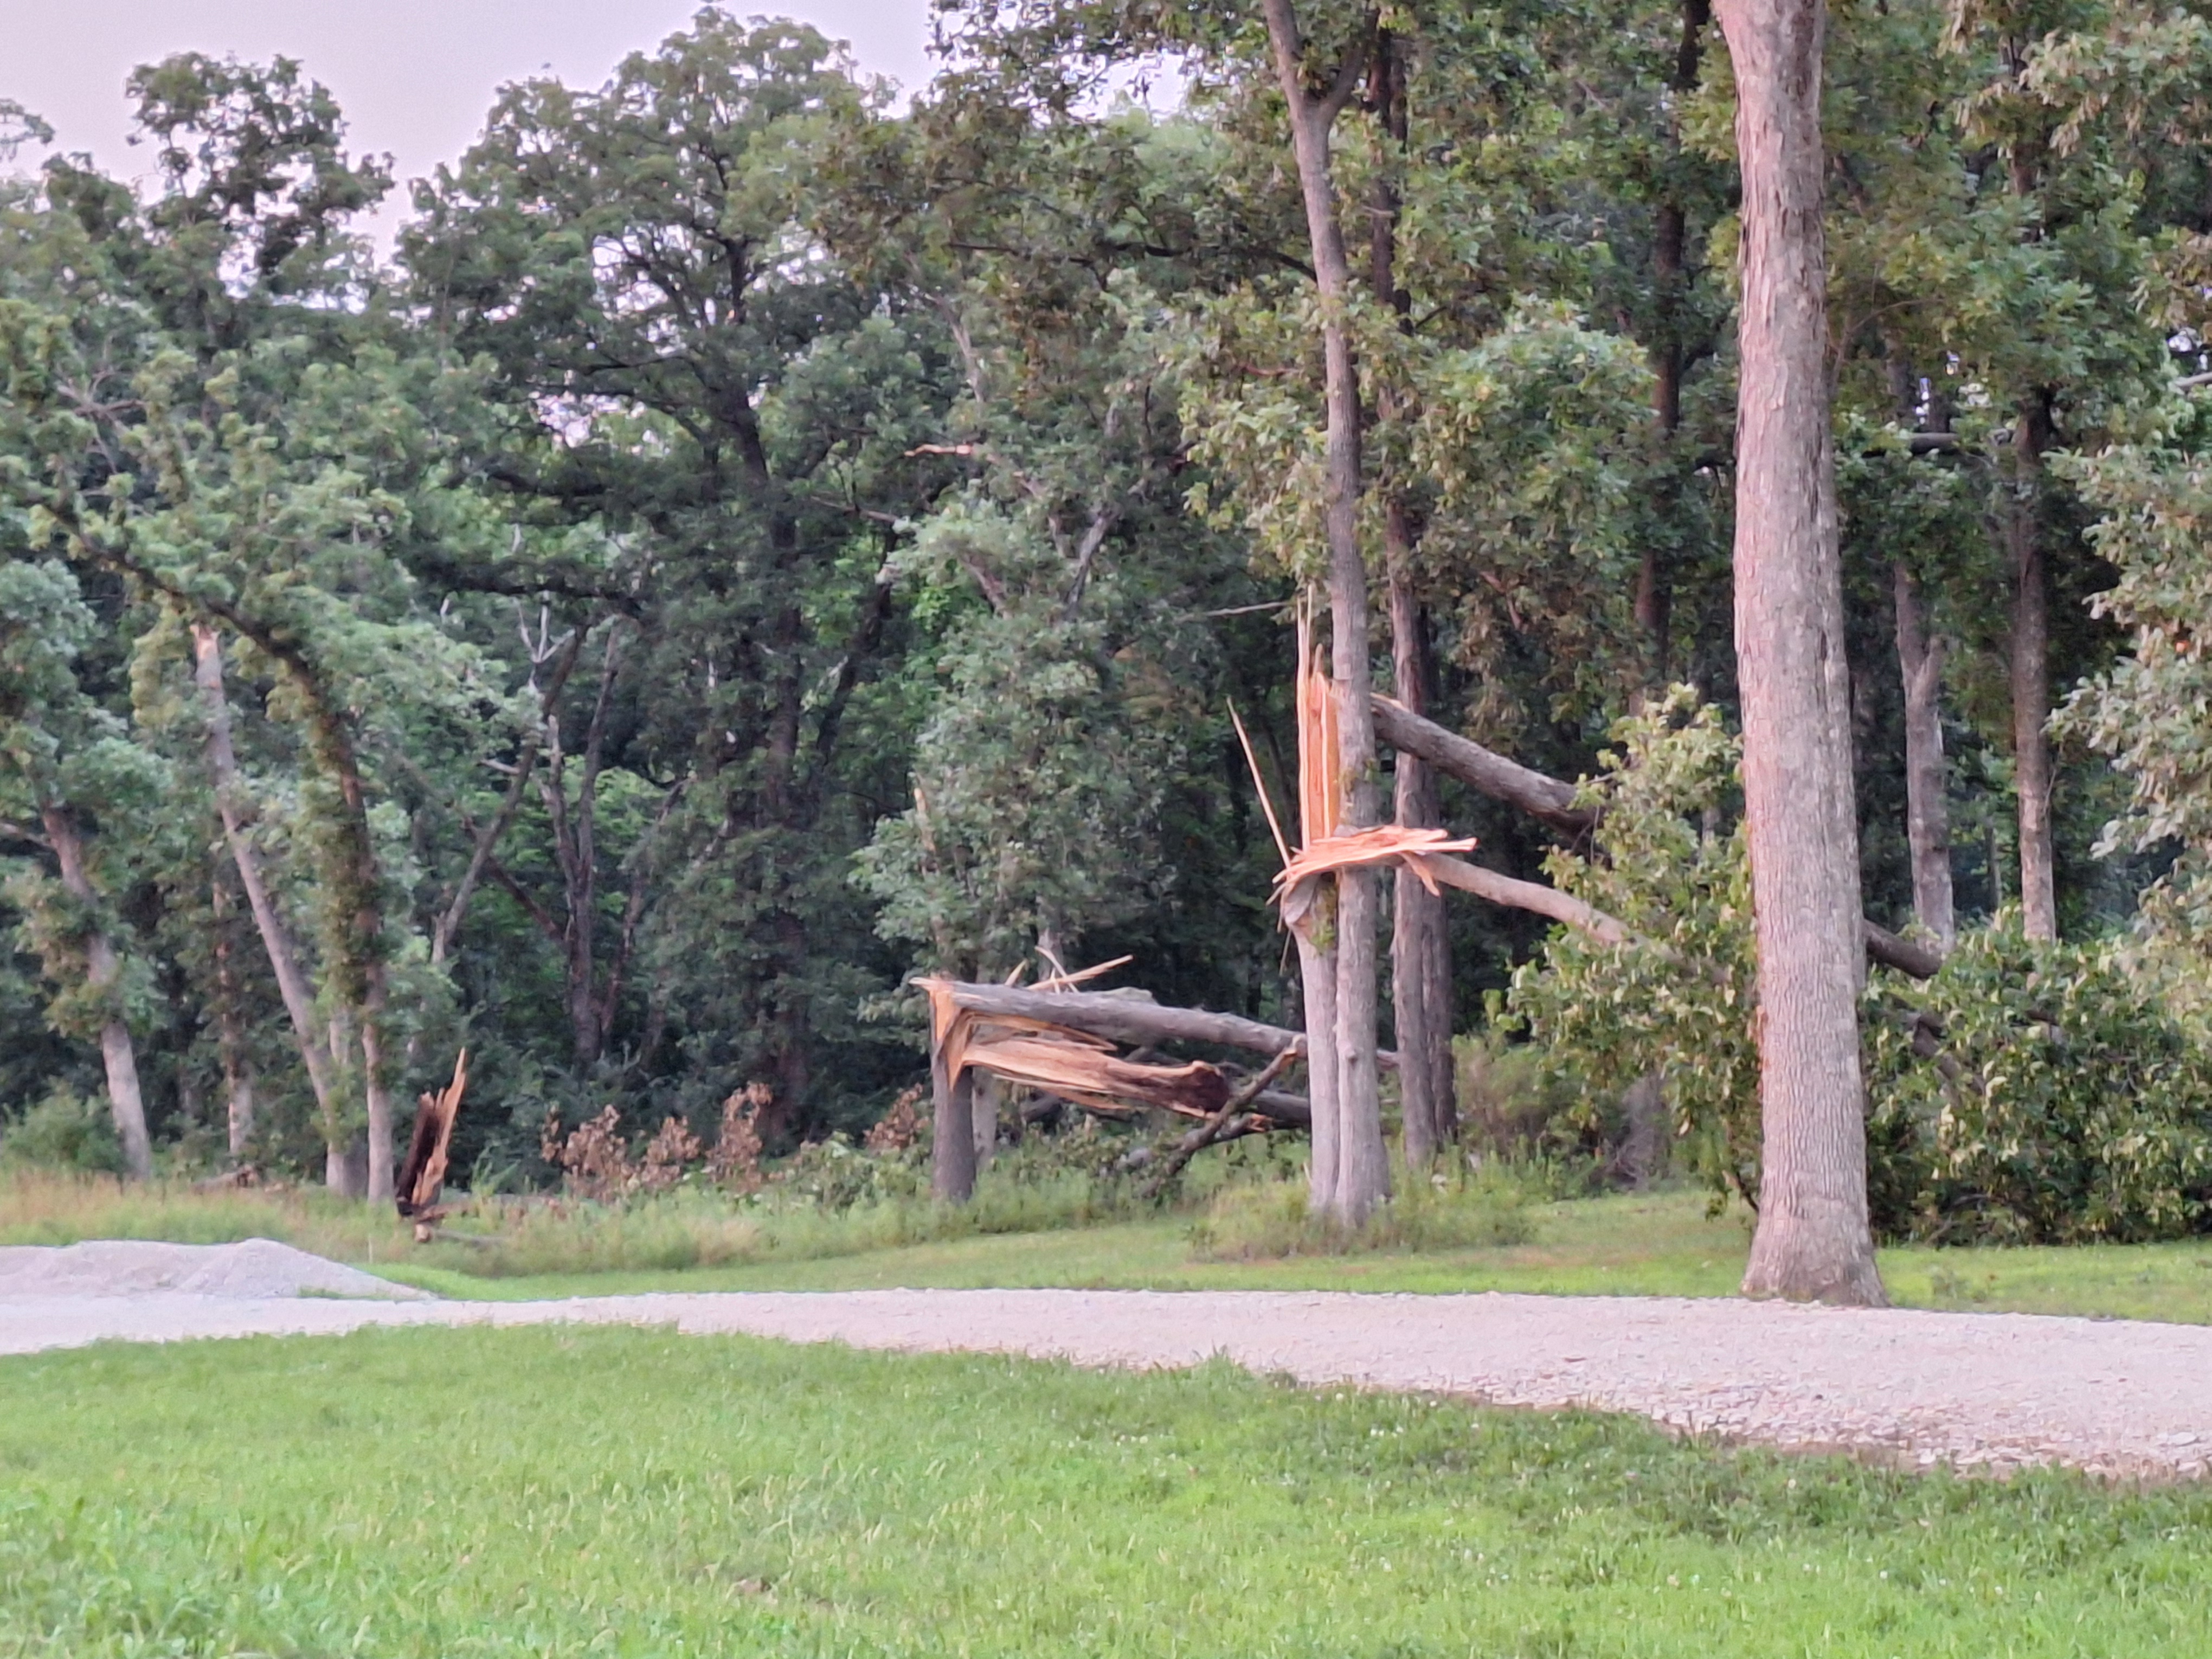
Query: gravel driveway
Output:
[[4, 1242, 2209, 1480]]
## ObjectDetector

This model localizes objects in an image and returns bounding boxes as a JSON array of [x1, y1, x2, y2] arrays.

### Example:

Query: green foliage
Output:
[[2057, 426, 2212, 972], [1502, 692, 1760, 1203], [0, 1086, 123, 1174], [1864, 917, 2212, 1243]]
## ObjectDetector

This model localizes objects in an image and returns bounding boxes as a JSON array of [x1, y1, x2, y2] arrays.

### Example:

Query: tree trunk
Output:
[[1716, 0, 1885, 1306], [2009, 403, 2057, 941], [930, 1031, 978, 1204], [1367, 33, 1456, 1169], [359, 975, 394, 1201], [1264, 0, 1389, 1226], [41, 804, 151, 1180], [211, 867, 255, 1160], [973, 1072, 1000, 1169], [1638, 0, 1713, 687], [1389, 569, 1454, 1167], [1893, 562, 1957, 948], [192, 627, 348, 1184], [1295, 925, 1342, 1208]]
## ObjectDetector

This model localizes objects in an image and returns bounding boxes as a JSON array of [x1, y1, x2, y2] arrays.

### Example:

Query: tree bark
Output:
[[40, 804, 151, 1180], [1371, 698, 1594, 834], [210, 867, 255, 1161], [1264, 0, 1390, 1224], [930, 1026, 978, 1204], [1893, 562, 1956, 948], [1715, 0, 1885, 1305], [193, 627, 344, 1176], [1367, 32, 1456, 1168], [2009, 402, 2058, 941], [1390, 572, 1455, 1167]]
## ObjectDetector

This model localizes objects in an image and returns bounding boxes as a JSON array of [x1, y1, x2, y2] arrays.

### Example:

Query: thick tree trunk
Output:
[[973, 1073, 1000, 1169], [192, 628, 346, 1182], [930, 1030, 978, 1204], [42, 805, 151, 1180], [1265, 0, 1389, 1225], [2009, 404, 2058, 941], [1893, 562, 1956, 948], [1716, 0, 1885, 1306]]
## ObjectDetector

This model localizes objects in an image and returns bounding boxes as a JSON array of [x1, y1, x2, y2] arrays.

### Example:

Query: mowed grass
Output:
[[16, 1168, 2212, 1324], [383, 1190, 2212, 1326], [4, 1324, 2211, 1658]]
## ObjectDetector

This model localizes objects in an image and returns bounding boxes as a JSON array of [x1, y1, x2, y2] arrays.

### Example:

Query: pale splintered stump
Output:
[[1716, 0, 1885, 1305]]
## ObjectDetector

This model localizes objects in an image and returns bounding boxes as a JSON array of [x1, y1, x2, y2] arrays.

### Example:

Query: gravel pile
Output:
[[0, 1238, 434, 1301]]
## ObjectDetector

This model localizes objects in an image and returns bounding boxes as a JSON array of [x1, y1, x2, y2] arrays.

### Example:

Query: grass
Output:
[[17, 1166, 2212, 1323], [4, 1324, 2211, 1656]]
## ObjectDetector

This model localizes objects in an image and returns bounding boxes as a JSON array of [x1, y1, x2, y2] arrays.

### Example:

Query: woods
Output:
[[10, 0, 2212, 1296]]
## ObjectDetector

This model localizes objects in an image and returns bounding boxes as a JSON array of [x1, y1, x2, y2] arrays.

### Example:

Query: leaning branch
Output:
[[1422, 855, 1632, 946], [1371, 696, 1594, 834], [1371, 696, 1944, 980]]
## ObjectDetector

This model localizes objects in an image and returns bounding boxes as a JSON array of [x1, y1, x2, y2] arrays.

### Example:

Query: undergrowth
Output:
[[1189, 1163, 1533, 1259]]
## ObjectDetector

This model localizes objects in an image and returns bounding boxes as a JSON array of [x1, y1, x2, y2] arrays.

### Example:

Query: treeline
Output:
[[1, 1, 2209, 1260]]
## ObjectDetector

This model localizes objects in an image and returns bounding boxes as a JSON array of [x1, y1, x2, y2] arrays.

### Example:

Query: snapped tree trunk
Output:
[[1715, 0, 1885, 1305], [40, 803, 151, 1180], [1892, 562, 1956, 948], [1265, 0, 1390, 1225], [192, 627, 346, 1183], [2009, 403, 2058, 941]]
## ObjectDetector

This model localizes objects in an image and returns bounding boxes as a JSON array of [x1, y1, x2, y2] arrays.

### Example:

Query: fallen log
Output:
[[915, 978, 1399, 1067]]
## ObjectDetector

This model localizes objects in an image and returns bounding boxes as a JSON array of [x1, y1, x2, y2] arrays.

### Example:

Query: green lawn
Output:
[[4, 1323, 2209, 1657], [380, 1188, 2212, 1324]]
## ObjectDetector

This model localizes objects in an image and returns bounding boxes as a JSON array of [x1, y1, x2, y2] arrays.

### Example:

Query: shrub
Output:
[[1864, 918, 2212, 1244], [1499, 692, 1759, 1204], [0, 1088, 124, 1175]]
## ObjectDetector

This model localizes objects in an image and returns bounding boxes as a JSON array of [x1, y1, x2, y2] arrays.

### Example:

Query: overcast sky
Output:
[[0, 1, 935, 243]]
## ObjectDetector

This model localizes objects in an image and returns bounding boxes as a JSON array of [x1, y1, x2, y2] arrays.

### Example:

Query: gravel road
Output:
[[4, 1242, 2208, 1480]]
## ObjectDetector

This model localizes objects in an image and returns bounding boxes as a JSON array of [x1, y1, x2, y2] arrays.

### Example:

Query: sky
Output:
[[0, 0, 936, 244]]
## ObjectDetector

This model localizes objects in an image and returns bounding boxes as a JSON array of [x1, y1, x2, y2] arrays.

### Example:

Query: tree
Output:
[[1714, 0, 1885, 1304], [0, 562, 163, 1178]]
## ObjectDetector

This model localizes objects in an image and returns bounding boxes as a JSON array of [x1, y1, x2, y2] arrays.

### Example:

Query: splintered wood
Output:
[[397, 1049, 468, 1232], [917, 975, 1260, 1123], [1252, 599, 1477, 933]]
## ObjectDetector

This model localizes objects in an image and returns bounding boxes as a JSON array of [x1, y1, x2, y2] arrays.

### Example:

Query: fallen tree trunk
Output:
[[915, 979, 1400, 1067]]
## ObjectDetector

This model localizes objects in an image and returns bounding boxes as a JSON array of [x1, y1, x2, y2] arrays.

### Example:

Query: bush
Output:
[[0, 1088, 124, 1175], [1187, 1166, 1532, 1261], [1864, 918, 2212, 1244]]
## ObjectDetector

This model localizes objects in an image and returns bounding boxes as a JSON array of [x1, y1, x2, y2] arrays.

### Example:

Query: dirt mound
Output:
[[0, 1238, 433, 1301]]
